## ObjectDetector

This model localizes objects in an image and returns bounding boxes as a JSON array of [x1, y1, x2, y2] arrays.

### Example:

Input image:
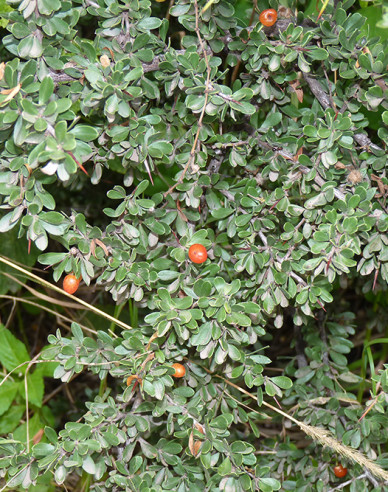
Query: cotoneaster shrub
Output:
[[0, 0, 387, 491]]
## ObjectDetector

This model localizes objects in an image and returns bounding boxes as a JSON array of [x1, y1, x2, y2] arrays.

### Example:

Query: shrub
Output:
[[0, 0, 387, 490]]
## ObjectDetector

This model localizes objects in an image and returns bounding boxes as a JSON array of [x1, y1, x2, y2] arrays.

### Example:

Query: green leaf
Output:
[[305, 193, 327, 209], [133, 180, 149, 197], [259, 477, 281, 491], [271, 376, 293, 389], [231, 441, 255, 454], [0, 405, 24, 433], [260, 112, 282, 128], [264, 380, 278, 396], [143, 379, 155, 397], [137, 17, 162, 30], [13, 413, 42, 444], [124, 67, 143, 82], [0, 227, 39, 295], [40, 211, 65, 224], [129, 456, 143, 474], [18, 35, 43, 58], [148, 141, 173, 158], [70, 125, 99, 141], [139, 439, 157, 458], [11, 23, 30, 39], [153, 379, 165, 400], [32, 442, 56, 458], [39, 76, 54, 105], [0, 212, 18, 232], [54, 465, 66, 484], [142, 77, 160, 99], [0, 325, 30, 372], [321, 151, 337, 166], [191, 322, 212, 346], [0, 379, 18, 416], [339, 136, 353, 149], [55, 120, 67, 142], [19, 370, 44, 407], [226, 312, 251, 327], [82, 455, 96, 474], [268, 54, 280, 71], [233, 88, 253, 101], [250, 355, 271, 364], [157, 270, 180, 281], [186, 95, 206, 111], [211, 208, 234, 219], [342, 217, 358, 234], [37, 0, 61, 15], [229, 100, 256, 115], [218, 457, 232, 476], [298, 53, 310, 72], [228, 344, 241, 361], [193, 279, 212, 297], [84, 66, 104, 85], [44, 426, 58, 444], [306, 48, 328, 60], [6, 466, 31, 488], [38, 252, 67, 267]]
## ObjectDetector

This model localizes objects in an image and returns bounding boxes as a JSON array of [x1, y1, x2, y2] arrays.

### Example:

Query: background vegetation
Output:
[[0, 0, 387, 490]]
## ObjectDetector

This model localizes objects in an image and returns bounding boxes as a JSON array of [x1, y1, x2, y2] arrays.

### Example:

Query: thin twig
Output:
[[327, 473, 366, 491], [0, 256, 133, 331], [0, 294, 98, 335], [25, 353, 41, 452], [164, 0, 212, 197]]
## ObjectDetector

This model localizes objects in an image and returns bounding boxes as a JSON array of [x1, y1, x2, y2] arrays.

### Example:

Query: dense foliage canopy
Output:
[[0, 0, 387, 490]]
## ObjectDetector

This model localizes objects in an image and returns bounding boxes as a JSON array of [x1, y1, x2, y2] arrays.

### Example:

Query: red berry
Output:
[[333, 465, 348, 478], [63, 274, 80, 295], [171, 363, 186, 378], [259, 8, 278, 27], [188, 244, 207, 264]]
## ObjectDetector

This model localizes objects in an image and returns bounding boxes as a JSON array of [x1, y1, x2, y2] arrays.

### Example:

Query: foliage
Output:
[[0, 0, 387, 490], [0, 325, 56, 441]]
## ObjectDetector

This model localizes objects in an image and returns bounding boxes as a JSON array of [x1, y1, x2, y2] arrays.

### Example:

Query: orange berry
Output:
[[333, 465, 348, 478], [259, 8, 278, 27], [63, 274, 80, 295], [188, 244, 207, 264], [171, 363, 186, 378]]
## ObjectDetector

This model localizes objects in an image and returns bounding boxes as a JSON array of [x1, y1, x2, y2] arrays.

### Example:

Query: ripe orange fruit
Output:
[[333, 465, 348, 478], [259, 8, 277, 27], [188, 244, 207, 264], [63, 274, 80, 295], [171, 362, 186, 378]]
